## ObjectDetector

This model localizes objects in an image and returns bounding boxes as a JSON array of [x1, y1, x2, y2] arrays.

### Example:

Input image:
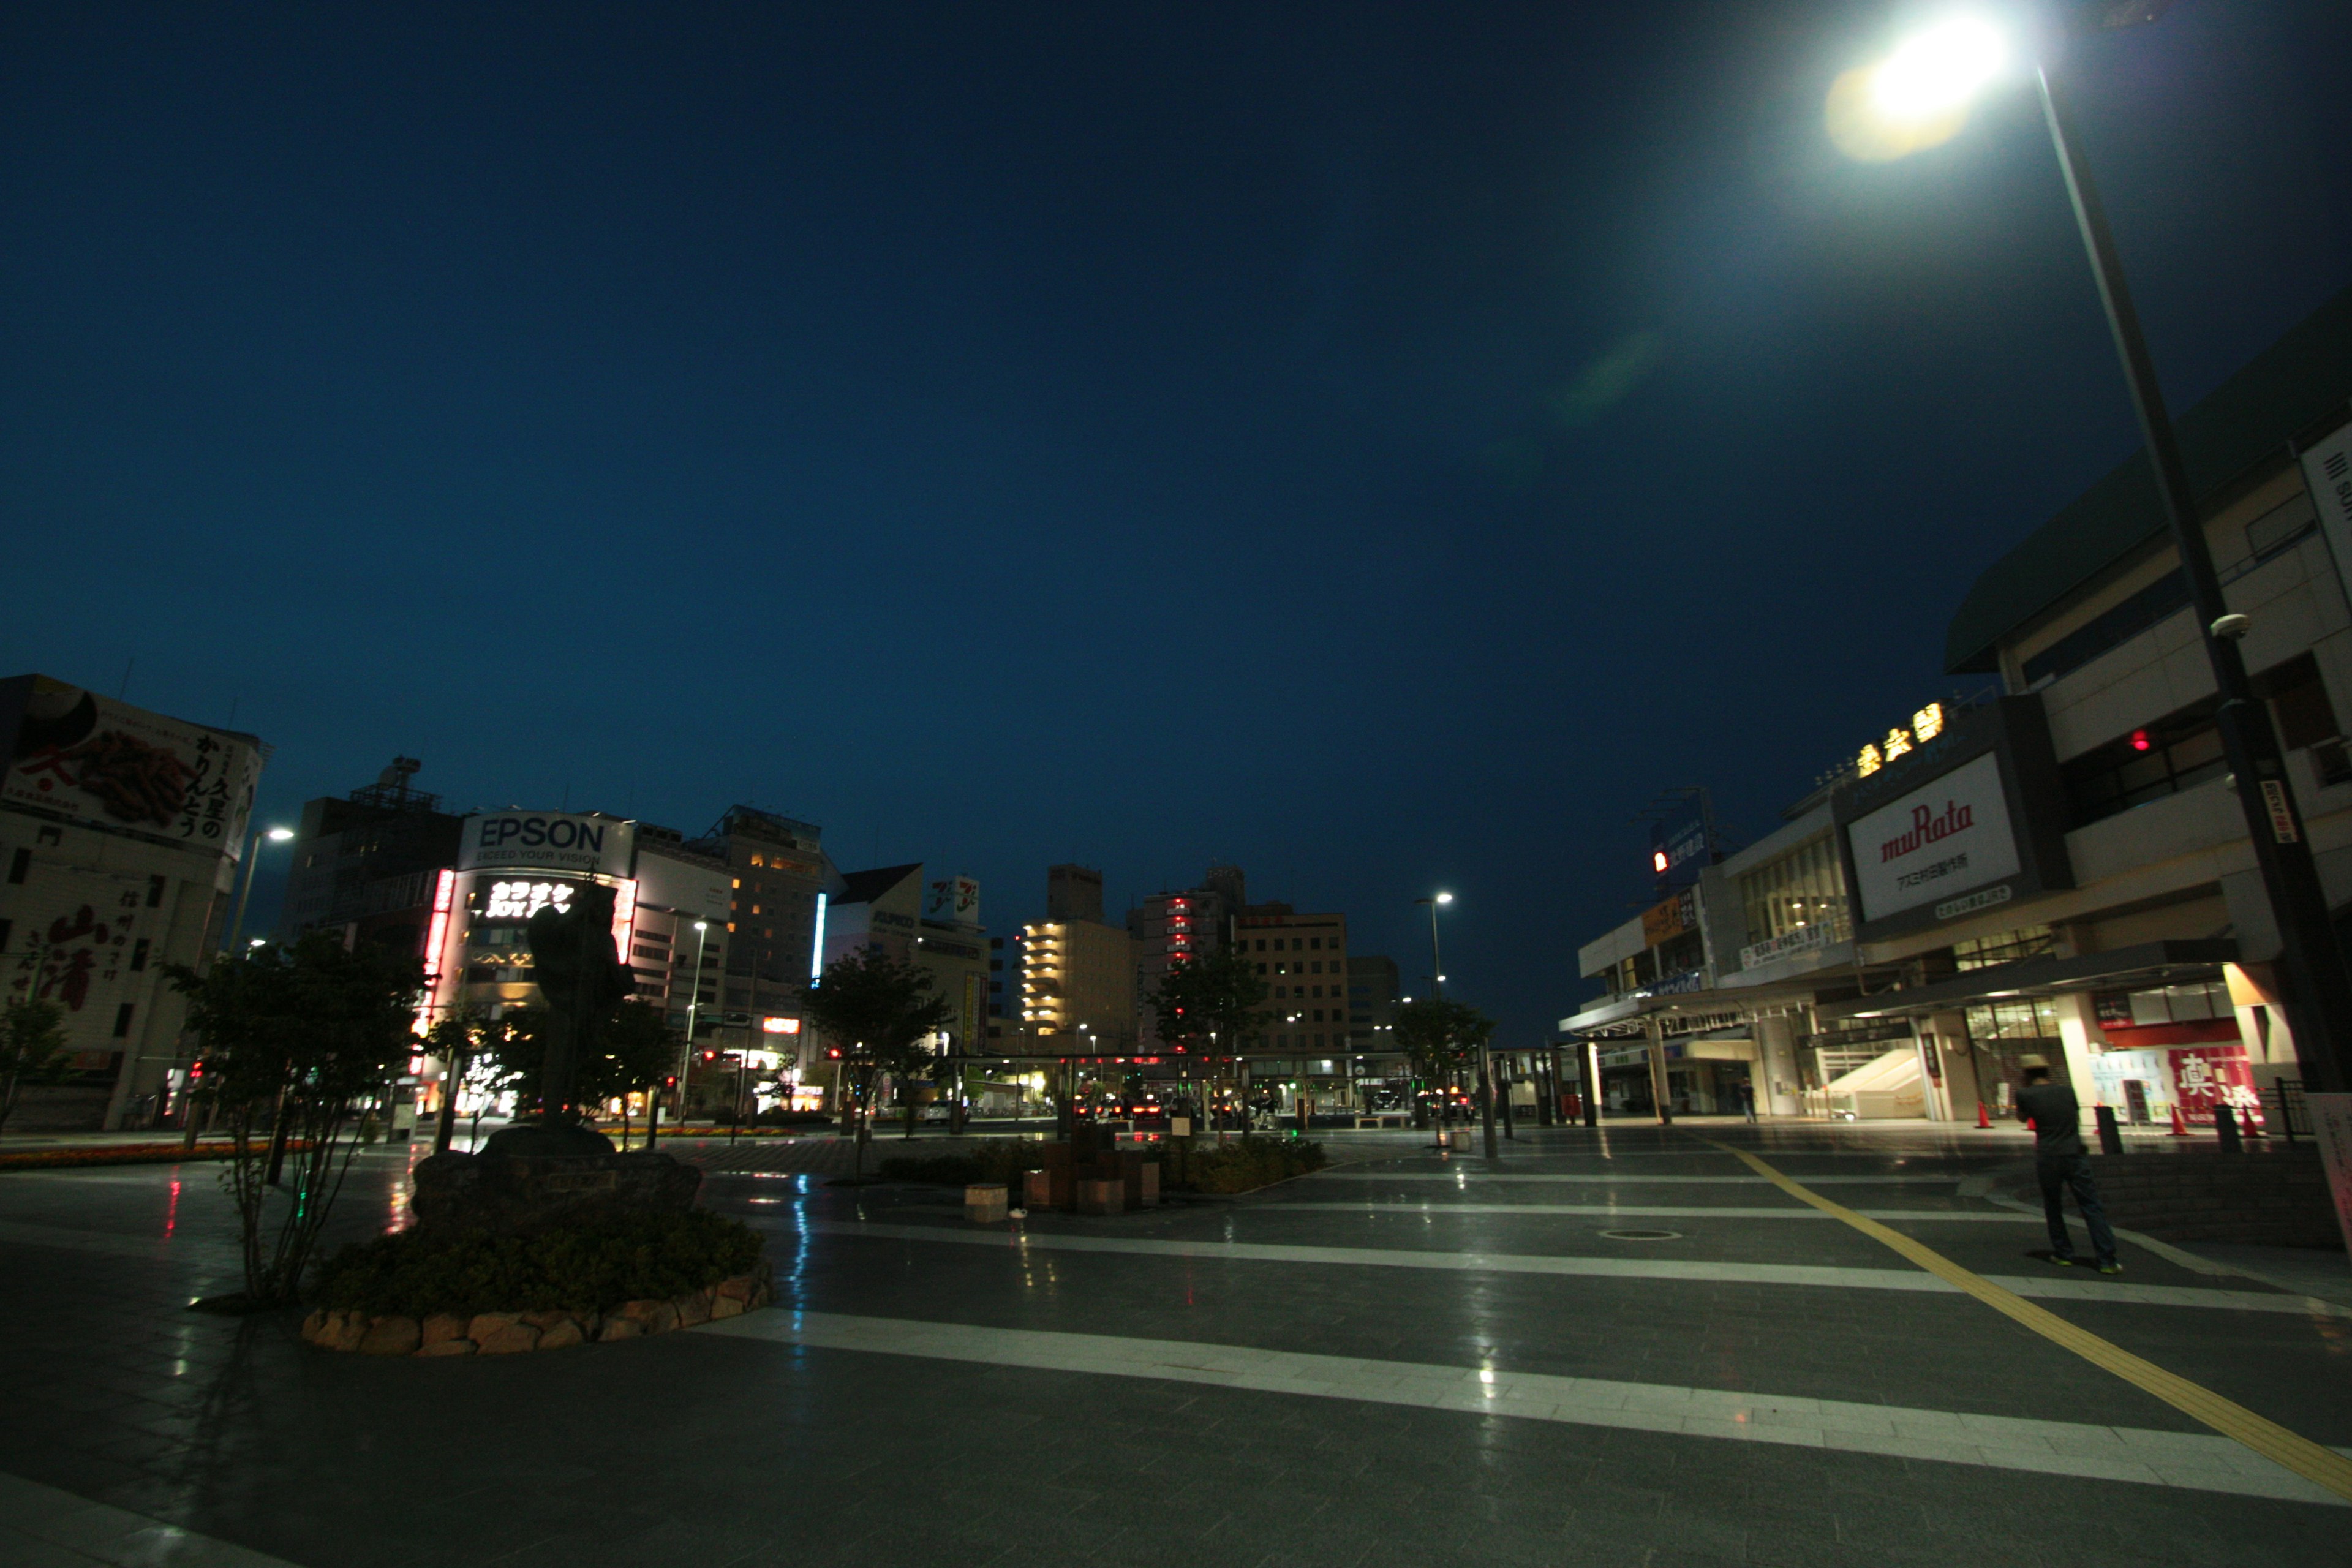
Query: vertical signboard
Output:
[[2301, 423, 2352, 611], [2309, 1093, 2352, 1259]]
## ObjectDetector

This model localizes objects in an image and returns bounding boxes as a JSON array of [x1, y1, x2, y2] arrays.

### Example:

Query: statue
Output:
[[480, 882, 636, 1158]]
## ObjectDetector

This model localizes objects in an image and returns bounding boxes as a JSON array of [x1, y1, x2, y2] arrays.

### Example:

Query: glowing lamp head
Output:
[[1651, 850, 1670, 874], [1435, 891, 1453, 905], [265, 826, 295, 842], [1870, 16, 2008, 121], [2131, 729, 2152, 752]]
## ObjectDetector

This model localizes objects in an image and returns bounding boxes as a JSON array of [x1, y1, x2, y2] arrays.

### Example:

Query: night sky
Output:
[[6, 2, 2349, 1042]]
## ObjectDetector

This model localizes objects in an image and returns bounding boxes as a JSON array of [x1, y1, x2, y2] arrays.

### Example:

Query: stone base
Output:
[[481, 1120, 617, 1158], [410, 1150, 701, 1237], [300, 1270, 775, 1357]]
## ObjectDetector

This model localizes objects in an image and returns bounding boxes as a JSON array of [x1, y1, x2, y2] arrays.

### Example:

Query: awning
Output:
[[1811, 940, 2238, 1023]]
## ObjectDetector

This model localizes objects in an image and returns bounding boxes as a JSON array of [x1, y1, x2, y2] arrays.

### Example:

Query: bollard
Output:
[[2215, 1104, 2242, 1153], [965, 1184, 1009, 1223], [2094, 1105, 2124, 1156]]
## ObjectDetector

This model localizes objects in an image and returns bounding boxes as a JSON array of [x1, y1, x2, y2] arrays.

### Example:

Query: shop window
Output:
[[2096, 980, 2230, 1027], [1963, 998, 2062, 1042]]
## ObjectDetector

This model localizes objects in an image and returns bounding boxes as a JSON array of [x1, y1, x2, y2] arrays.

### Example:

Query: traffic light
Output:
[[663, 1075, 678, 1090], [825, 1046, 843, 1060], [701, 1050, 717, 1063]]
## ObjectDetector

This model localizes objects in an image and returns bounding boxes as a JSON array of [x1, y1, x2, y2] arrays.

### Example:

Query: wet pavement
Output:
[[1, 1120, 2348, 1566]]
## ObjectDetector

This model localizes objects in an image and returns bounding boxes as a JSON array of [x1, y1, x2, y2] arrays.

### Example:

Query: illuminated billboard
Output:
[[1, 674, 260, 857]]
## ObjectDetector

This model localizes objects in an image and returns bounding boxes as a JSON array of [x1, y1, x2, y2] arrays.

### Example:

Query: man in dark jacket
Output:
[[2015, 1055, 2120, 1274]]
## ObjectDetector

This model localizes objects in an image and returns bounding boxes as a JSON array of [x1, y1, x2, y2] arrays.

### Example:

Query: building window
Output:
[[129, 938, 151, 972], [2021, 570, 2190, 688], [147, 875, 166, 908], [113, 1003, 135, 1038], [6, 848, 26, 885], [1962, 998, 2062, 1042], [1951, 927, 2056, 970], [1737, 836, 1850, 949], [2061, 698, 2225, 828]]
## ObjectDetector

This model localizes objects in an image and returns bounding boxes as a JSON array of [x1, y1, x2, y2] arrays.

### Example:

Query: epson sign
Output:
[[458, 812, 635, 877]]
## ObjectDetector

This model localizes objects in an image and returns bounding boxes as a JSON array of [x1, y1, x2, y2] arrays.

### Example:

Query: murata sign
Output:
[[458, 812, 635, 877], [1846, 752, 2019, 924], [1831, 695, 2071, 943]]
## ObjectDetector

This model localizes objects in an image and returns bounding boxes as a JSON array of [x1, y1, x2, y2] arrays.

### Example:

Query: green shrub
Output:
[[312, 1208, 764, 1319], [1172, 1135, 1327, 1194], [877, 1140, 1046, 1188]]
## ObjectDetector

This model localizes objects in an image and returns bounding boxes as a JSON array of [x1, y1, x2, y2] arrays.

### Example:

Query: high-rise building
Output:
[[686, 805, 827, 1024], [1128, 864, 1243, 1050], [821, 862, 990, 1055], [1, 673, 266, 1130], [279, 759, 466, 956], [1232, 903, 1350, 1053], [1021, 864, 1137, 1051]]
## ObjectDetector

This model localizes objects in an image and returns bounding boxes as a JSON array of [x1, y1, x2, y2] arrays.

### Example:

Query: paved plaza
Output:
[[1, 1121, 2349, 1567]]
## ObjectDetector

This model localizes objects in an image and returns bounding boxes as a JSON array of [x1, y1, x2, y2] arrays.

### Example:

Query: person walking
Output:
[[2015, 1055, 2120, 1274], [1739, 1079, 1758, 1124]]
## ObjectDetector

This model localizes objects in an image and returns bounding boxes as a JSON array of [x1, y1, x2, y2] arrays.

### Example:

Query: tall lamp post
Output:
[[225, 826, 295, 952], [1841, 10, 2352, 1093], [680, 920, 710, 1131]]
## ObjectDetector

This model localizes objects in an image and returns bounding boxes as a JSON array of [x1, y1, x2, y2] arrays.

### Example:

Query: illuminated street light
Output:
[[225, 824, 298, 952], [1827, 5, 2352, 1092]]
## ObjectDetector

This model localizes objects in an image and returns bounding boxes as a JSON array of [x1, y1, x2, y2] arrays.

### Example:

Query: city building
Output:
[[1346, 953, 1403, 1063], [1019, 863, 1138, 1051], [820, 861, 990, 1055], [1129, 862, 1245, 1050], [1, 674, 265, 1129], [278, 758, 466, 956], [686, 805, 827, 1024], [1561, 284, 2352, 1132]]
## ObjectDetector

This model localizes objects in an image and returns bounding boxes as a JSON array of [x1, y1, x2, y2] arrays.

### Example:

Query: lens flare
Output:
[[1827, 15, 2010, 163]]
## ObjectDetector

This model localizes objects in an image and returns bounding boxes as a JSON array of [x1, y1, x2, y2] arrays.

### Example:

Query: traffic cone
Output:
[[1975, 1101, 1991, 1129], [2169, 1103, 2190, 1137]]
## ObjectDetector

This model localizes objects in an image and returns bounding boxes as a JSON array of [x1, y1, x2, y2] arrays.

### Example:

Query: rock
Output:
[[300, 1309, 329, 1342], [535, 1318, 585, 1351], [322, 1311, 369, 1352], [676, 1291, 711, 1328], [476, 1322, 541, 1355], [616, 1299, 678, 1335], [420, 1313, 470, 1348], [409, 1150, 701, 1238], [358, 1316, 423, 1357], [597, 1316, 644, 1343], [467, 1311, 521, 1344], [715, 1276, 754, 1302], [415, 1338, 477, 1357], [709, 1294, 744, 1320], [521, 1310, 575, 1330]]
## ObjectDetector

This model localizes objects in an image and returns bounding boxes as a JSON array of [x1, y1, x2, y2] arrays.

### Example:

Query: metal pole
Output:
[[1428, 903, 1444, 1002], [2037, 64, 2352, 1092], [1477, 1039, 1498, 1158], [1583, 1041, 1601, 1128], [682, 923, 709, 1125], [225, 829, 264, 953]]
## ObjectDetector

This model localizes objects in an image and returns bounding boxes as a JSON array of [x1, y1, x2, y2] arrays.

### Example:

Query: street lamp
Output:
[[680, 920, 711, 1129], [225, 826, 295, 952], [1413, 892, 1452, 1001], [1833, 10, 2352, 1092]]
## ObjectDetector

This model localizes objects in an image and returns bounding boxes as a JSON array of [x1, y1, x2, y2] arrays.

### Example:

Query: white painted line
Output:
[[801, 1220, 2352, 1318], [701, 1309, 2346, 1507], [1256, 1202, 2043, 1223], [1303, 1172, 1965, 1186], [0, 1469, 305, 1567]]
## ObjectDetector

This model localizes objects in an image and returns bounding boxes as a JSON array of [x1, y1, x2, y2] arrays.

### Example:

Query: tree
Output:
[[1393, 998, 1496, 1121], [1150, 944, 1267, 1139], [165, 933, 423, 1306], [801, 945, 952, 1174], [0, 997, 70, 1135]]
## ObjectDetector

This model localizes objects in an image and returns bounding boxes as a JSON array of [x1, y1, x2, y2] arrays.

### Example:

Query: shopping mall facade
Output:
[[1562, 287, 2352, 1132]]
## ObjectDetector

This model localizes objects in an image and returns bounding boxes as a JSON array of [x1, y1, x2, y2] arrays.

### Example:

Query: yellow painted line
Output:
[[1691, 1136, 2352, 1504]]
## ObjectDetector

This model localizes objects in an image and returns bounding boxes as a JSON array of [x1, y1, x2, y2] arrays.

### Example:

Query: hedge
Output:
[[1172, 1136, 1327, 1194], [311, 1208, 764, 1319]]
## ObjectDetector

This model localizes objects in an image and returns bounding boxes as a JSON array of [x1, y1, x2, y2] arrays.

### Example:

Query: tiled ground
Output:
[[1, 1121, 2347, 1566]]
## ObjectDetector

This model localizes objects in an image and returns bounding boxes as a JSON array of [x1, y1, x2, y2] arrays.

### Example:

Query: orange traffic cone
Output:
[[1975, 1101, 1991, 1129], [2169, 1103, 2190, 1137]]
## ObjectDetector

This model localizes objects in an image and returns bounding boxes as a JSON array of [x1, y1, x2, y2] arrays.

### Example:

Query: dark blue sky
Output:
[[7, 2, 2349, 1041]]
